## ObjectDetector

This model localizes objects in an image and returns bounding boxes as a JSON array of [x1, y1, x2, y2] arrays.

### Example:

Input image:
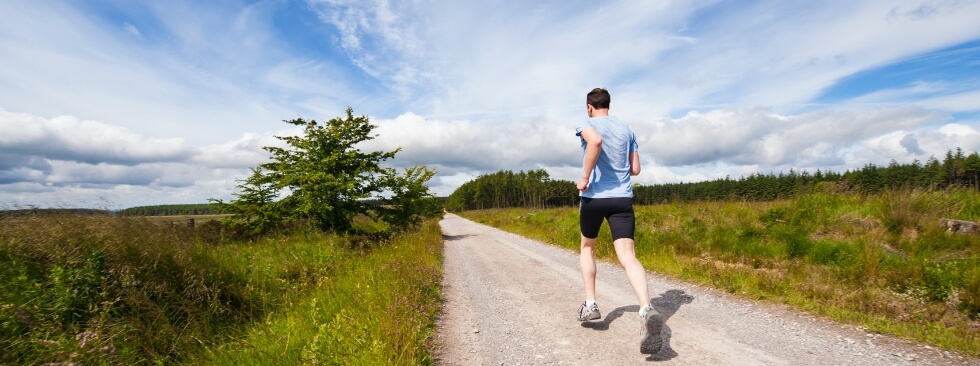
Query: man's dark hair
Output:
[[587, 88, 611, 109]]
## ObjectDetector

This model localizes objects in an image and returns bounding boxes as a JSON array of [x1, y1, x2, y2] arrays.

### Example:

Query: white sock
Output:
[[640, 304, 653, 317], [585, 299, 596, 307]]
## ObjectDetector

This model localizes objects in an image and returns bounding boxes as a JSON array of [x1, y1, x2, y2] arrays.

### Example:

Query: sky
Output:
[[1, 0, 979, 210]]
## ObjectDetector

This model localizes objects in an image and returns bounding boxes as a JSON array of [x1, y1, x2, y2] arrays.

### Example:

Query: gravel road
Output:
[[434, 214, 977, 365]]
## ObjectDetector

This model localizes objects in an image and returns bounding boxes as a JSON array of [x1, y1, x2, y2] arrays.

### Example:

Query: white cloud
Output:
[[305, 0, 980, 122], [637, 106, 947, 168], [632, 162, 711, 186], [0, 109, 191, 165], [0, 109, 261, 206], [703, 1, 980, 108], [2, 105, 976, 208], [0, 1, 367, 147], [308, 0, 433, 97], [362, 112, 580, 173], [918, 90, 980, 112], [360, 105, 970, 192], [916, 122, 980, 156], [192, 132, 287, 169]]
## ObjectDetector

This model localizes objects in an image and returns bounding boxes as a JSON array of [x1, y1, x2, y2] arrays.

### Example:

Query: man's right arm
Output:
[[578, 127, 602, 191]]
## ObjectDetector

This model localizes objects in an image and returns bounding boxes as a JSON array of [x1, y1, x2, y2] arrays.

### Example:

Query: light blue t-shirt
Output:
[[575, 116, 638, 198]]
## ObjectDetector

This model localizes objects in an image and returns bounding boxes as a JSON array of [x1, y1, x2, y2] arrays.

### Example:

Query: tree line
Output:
[[446, 148, 979, 211], [116, 203, 228, 216], [443, 170, 580, 212]]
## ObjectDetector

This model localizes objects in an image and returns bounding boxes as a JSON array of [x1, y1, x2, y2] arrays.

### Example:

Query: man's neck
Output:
[[590, 109, 609, 117]]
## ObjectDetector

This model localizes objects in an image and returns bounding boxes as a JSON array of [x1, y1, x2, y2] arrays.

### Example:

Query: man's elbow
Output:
[[586, 135, 602, 147], [631, 167, 641, 176]]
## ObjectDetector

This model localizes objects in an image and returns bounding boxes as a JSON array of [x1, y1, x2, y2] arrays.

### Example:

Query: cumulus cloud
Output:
[[0, 109, 191, 166], [3, 104, 976, 208], [192, 132, 286, 169], [362, 112, 580, 173], [360, 105, 974, 191], [638, 106, 947, 168], [0, 109, 265, 205]]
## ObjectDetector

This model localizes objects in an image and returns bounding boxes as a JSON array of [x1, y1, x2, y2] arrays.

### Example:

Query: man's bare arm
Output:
[[630, 151, 641, 176], [578, 128, 602, 191]]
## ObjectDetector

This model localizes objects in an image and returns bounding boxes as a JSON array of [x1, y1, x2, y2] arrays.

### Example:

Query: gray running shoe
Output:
[[640, 305, 664, 354], [577, 302, 601, 321]]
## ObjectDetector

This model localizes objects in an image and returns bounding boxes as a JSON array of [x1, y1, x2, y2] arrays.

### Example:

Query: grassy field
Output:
[[0, 213, 443, 365], [458, 188, 980, 356]]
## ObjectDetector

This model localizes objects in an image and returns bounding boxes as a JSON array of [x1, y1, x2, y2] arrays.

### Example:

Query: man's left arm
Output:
[[630, 151, 641, 176]]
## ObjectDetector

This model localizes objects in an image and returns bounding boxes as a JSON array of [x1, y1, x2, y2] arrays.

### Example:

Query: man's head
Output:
[[587, 88, 611, 110]]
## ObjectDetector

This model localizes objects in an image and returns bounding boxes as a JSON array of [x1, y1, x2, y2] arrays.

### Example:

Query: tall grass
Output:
[[0, 212, 444, 365], [460, 188, 980, 356], [193, 220, 443, 365]]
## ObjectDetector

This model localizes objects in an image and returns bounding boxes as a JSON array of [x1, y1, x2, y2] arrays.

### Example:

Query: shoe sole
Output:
[[640, 310, 664, 354]]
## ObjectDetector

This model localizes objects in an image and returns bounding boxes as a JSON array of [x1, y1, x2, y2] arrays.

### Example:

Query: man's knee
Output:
[[580, 236, 597, 248], [612, 238, 636, 255]]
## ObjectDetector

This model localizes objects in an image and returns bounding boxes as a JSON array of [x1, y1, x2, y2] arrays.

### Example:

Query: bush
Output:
[[923, 260, 966, 303]]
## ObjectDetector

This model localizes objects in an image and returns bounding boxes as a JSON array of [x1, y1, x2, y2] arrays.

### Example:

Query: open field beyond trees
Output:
[[0, 213, 444, 365], [458, 188, 980, 356]]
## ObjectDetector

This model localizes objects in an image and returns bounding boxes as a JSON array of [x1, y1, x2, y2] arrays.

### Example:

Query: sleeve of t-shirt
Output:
[[575, 119, 593, 136], [629, 129, 639, 153]]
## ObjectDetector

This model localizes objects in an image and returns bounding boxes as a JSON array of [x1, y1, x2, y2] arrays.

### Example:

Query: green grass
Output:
[[192, 220, 443, 365], [458, 188, 980, 356], [0, 212, 444, 365]]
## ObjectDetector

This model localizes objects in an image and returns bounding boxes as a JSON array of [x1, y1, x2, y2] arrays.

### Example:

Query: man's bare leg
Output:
[[613, 238, 651, 308], [580, 235, 598, 301], [613, 237, 664, 353]]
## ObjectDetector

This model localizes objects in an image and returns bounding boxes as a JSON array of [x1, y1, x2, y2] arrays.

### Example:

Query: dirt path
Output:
[[434, 214, 975, 365]]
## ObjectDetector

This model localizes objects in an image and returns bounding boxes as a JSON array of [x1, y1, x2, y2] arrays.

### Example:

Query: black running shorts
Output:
[[579, 197, 635, 240]]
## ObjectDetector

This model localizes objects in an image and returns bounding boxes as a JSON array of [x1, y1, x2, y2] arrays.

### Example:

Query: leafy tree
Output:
[[211, 167, 284, 236], [377, 166, 443, 229], [220, 108, 439, 234]]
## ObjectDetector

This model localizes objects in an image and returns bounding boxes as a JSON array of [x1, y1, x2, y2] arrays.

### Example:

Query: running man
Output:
[[574, 87, 664, 354]]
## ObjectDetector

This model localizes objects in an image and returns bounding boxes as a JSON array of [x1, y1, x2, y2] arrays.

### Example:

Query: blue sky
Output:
[[1, 0, 979, 209]]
